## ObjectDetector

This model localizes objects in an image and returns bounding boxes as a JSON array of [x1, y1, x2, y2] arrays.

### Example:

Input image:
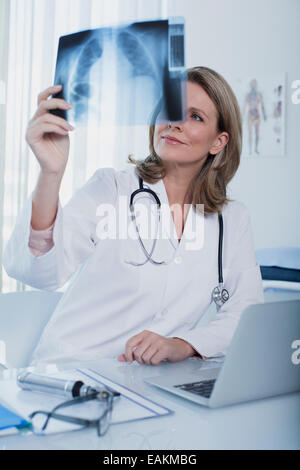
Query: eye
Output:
[[191, 113, 203, 122]]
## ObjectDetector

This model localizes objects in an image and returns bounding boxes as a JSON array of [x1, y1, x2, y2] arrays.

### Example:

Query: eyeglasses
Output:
[[29, 388, 117, 436]]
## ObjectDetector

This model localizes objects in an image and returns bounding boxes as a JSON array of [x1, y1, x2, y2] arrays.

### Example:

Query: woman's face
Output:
[[154, 81, 228, 167]]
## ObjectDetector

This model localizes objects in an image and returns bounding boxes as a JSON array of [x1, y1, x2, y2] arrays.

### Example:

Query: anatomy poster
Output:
[[233, 75, 285, 157], [50, 18, 187, 127]]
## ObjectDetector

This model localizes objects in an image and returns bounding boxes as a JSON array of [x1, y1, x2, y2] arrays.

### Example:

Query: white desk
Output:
[[0, 357, 299, 450]]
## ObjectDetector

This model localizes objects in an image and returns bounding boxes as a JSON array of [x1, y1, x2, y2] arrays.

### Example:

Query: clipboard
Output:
[[0, 368, 173, 435]]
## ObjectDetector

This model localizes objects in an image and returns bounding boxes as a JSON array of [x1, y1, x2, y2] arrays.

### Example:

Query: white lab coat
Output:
[[3, 165, 264, 366]]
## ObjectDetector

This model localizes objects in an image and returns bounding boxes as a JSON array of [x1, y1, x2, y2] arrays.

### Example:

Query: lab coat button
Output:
[[174, 256, 182, 264]]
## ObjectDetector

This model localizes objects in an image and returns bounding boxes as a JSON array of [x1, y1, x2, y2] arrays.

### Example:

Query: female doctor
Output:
[[3, 66, 264, 367]]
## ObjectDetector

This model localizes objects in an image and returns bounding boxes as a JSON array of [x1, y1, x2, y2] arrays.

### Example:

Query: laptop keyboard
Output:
[[174, 379, 216, 398]]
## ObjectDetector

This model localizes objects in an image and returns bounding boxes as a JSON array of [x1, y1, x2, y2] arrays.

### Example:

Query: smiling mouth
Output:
[[162, 135, 184, 144]]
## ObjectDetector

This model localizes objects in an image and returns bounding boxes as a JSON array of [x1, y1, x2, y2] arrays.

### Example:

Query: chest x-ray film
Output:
[[50, 18, 187, 126]]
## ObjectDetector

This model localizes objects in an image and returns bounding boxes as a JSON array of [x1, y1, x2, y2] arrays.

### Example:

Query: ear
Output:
[[209, 132, 229, 156]]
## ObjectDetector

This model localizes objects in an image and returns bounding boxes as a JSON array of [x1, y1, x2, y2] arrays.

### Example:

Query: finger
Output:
[[139, 344, 159, 365], [148, 349, 168, 366], [28, 115, 73, 136], [125, 340, 141, 363], [37, 85, 62, 106], [34, 122, 70, 137], [117, 354, 126, 362], [36, 113, 74, 131], [124, 332, 148, 363], [133, 337, 157, 364], [35, 98, 72, 119]]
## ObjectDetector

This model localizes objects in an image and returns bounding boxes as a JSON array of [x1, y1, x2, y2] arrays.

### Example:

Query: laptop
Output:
[[145, 299, 300, 408]]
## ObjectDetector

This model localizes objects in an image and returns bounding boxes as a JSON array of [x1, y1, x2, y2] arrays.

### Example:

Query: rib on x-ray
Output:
[[50, 18, 187, 126]]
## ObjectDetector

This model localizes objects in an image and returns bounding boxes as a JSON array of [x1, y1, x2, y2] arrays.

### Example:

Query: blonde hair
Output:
[[128, 66, 242, 215]]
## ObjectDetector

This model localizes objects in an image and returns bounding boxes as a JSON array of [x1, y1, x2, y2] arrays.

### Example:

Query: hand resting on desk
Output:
[[117, 330, 200, 365]]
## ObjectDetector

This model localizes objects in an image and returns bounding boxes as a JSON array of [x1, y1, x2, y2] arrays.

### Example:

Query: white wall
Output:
[[165, 0, 300, 249]]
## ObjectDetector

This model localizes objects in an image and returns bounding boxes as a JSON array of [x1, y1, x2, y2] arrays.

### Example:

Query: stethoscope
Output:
[[125, 176, 230, 308]]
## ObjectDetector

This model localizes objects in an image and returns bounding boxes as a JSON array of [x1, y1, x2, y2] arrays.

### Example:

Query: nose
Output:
[[168, 121, 183, 131]]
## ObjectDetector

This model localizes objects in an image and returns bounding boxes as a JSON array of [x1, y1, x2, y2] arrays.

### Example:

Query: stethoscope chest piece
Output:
[[212, 284, 229, 308]]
